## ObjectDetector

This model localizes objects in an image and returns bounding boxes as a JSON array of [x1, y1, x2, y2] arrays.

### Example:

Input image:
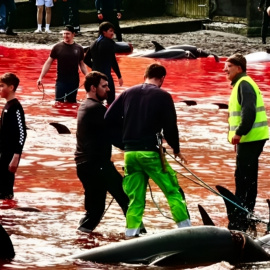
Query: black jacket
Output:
[[75, 98, 112, 164], [0, 98, 27, 155], [259, 0, 270, 9], [105, 83, 181, 154], [95, 0, 121, 12], [231, 73, 257, 136]]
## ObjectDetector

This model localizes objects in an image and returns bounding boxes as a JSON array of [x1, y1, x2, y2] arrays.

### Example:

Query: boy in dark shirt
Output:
[[0, 73, 27, 199]]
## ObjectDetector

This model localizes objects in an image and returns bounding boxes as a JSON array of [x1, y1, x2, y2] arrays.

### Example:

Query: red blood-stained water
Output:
[[0, 45, 270, 270]]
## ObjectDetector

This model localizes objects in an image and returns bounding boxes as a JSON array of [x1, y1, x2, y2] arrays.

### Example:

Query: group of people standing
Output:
[[33, 0, 123, 37], [0, 19, 269, 237]]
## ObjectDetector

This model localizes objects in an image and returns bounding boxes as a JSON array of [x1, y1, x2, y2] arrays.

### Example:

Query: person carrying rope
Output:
[[37, 25, 88, 103], [105, 63, 191, 238]]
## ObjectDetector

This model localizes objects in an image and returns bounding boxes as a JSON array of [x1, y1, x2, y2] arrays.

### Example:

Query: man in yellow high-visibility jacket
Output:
[[223, 53, 269, 232]]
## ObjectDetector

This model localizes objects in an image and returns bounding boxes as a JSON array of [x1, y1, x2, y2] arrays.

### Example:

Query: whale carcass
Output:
[[72, 226, 270, 266]]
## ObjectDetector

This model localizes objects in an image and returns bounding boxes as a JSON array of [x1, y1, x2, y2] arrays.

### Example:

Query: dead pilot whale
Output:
[[245, 51, 270, 63], [130, 41, 219, 61], [72, 226, 270, 266]]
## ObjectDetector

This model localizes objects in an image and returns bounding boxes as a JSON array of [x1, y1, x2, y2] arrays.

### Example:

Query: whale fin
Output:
[[149, 251, 182, 266], [151, 41, 166, 52], [198, 204, 215, 226], [212, 103, 228, 109], [212, 53, 220, 62], [49, 123, 71, 134], [216, 185, 245, 218]]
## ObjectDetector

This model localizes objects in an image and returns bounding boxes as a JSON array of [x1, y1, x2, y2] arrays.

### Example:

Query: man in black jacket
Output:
[[105, 63, 191, 237], [75, 71, 129, 233], [258, 0, 270, 44], [84, 22, 123, 105]]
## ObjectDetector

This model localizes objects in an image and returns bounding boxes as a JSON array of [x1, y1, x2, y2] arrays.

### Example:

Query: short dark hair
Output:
[[0, 73, 20, 91], [144, 63, 166, 79], [84, 71, 108, 92], [99, 21, 115, 36], [64, 25, 75, 33]]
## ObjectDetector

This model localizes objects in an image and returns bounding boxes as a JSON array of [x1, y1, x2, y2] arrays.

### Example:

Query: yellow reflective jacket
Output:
[[228, 76, 269, 143]]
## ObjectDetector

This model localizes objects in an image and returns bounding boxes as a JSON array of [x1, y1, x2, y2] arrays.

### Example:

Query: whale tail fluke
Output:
[[151, 41, 166, 52]]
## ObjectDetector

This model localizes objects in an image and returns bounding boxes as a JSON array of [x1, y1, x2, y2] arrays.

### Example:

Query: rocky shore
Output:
[[0, 18, 268, 57]]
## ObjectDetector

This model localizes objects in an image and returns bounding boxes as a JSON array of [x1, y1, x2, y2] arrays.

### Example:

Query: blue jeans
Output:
[[0, 3, 6, 29], [55, 80, 79, 102]]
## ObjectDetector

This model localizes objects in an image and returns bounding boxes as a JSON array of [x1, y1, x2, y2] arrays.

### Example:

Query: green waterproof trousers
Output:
[[124, 151, 189, 235]]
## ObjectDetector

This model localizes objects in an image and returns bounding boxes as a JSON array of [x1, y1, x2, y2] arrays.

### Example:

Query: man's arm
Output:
[[104, 94, 124, 149], [235, 80, 257, 137], [9, 153, 20, 173], [37, 57, 54, 85], [79, 60, 88, 76]]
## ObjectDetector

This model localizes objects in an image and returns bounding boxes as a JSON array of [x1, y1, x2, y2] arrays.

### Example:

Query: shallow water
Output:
[[0, 46, 270, 269]]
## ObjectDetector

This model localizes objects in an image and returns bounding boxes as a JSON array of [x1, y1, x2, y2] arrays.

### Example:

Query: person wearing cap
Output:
[[223, 53, 269, 232], [95, 0, 122, 41], [37, 25, 88, 103], [258, 0, 270, 44], [105, 63, 191, 237]]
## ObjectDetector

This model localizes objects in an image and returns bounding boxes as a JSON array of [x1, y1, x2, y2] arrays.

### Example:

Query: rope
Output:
[[164, 149, 268, 226]]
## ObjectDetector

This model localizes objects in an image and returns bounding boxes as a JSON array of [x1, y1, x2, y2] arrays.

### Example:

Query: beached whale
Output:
[[130, 41, 219, 61], [83, 41, 133, 55], [245, 51, 270, 63], [72, 226, 270, 266]]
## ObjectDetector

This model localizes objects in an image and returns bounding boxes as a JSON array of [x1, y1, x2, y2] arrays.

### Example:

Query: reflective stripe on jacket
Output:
[[228, 76, 269, 143]]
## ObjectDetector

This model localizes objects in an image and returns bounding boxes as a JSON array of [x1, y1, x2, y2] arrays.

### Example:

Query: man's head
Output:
[[99, 21, 115, 39], [84, 71, 109, 101], [144, 63, 166, 87], [62, 25, 75, 44], [0, 73, 20, 100], [224, 53, 247, 81]]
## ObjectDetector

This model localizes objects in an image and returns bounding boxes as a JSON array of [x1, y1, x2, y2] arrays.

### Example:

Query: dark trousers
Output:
[[99, 10, 122, 41], [55, 80, 79, 103], [1, 0, 16, 29], [228, 140, 266, 230], [107, 75, 115, 105], [0, 153, 15, 198], [61, 0, 80, 30], [262, 8, 270, 42], [76, 160, 129, 231]]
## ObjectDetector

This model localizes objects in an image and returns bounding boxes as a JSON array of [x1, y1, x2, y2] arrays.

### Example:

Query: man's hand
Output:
[[174, 152, 187, 164], [98, 13, 103, 20], [117, 12, 122, 19], [118, 77, 123, 86], [258, 6, 262, 11], [37, 78, 42, 86], [9, 154, 20, 174], [231, 134, 241, 145]]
